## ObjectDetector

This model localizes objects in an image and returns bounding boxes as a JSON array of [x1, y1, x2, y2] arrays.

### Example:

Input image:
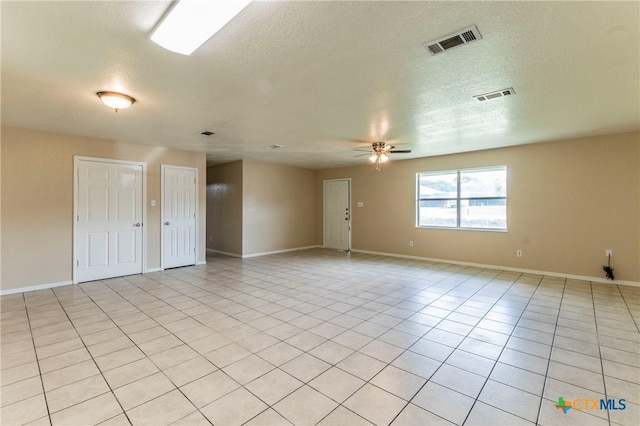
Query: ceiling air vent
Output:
[[473, 88, 516, 102], [423, 25, 482, 56]]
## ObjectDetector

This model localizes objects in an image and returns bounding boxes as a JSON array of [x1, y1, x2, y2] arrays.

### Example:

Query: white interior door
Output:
[[76, 159, 144, 282], [323, 179, 351, 250], [163, 166, 197, 269]]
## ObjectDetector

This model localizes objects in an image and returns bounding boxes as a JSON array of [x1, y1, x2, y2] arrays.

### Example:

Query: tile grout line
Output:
[[378, 270, 530, 425], [119, 267, 351, 423], [616, 283, 640, 334], [253, 263, 496, 425], [4, 250, 638, 426], [533, 278, 566, 426], [21, 291, 54, 425], [456, 273, 546, 426], [591, 281, 612, 425], [48, 285, 135, 426], [95, 275, 251, 425], [378, 269, 517, 421]]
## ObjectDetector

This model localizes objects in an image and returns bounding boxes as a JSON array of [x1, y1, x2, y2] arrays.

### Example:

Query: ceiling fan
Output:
[[355, 141, 412, 170]]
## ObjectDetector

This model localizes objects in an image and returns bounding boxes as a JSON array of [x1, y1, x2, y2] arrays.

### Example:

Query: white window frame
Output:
[[416, 165, 507, 231]]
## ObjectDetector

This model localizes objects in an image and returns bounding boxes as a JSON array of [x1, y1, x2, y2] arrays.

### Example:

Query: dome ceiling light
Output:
[[96, 91, 136, 113]]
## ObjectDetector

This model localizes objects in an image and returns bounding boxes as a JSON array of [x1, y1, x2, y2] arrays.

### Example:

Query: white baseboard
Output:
[[242, 245, 322, 259], [207, 248, 242, 258], [144, 268, 163, 273], [196, 260, 207, 265], [350, 249, 640, 288], [207, 246, 323, 259], [0, 280, 73, 296]]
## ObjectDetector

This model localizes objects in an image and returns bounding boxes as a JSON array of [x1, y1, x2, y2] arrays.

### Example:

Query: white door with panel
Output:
[[163, 166, 197, 269], [323, 179, 351, 251], [76, 159, 144, 282]]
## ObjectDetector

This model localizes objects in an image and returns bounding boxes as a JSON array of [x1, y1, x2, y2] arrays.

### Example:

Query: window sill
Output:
[[416, 226, 508, 233]]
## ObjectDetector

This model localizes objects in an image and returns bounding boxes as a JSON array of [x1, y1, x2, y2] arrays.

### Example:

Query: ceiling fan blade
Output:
[[354, 153, 371, 157], [390, 150, 412, 153], [353, 148, 372, 152]]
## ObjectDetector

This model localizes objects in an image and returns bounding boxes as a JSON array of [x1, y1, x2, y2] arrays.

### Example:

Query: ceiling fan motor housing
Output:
[[372, 141, 392, 152]]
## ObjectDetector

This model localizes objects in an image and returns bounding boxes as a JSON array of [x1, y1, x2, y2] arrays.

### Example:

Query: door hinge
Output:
[[76, 260, 79, 266], [77, 215, 79, 221]]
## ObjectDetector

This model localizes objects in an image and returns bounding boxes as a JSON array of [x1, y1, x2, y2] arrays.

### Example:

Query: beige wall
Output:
[[1, 126, 207, 292], [242, 160, 317, 255], [206, 160, 317, 257], [0, 135, 3, 286], [3, 126, 637, 291], [206, 161, 243, 255], [317, 132, 640, 282]]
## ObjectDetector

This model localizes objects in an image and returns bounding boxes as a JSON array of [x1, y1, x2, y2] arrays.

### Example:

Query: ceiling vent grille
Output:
[[423, 25, 482, 56], [473, 88, 516, 102]]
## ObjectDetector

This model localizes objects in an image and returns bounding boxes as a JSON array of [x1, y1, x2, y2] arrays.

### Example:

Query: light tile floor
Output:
[[1, 249, 639, 425]]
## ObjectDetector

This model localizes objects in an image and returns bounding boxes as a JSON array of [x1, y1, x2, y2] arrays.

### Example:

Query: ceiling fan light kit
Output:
[[369, 152, 389, 162], [363, 141, 410, 170]]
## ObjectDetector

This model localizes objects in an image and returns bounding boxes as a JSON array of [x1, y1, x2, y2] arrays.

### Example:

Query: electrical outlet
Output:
[[605, 249, 612, 257], [516, 250, 523, 257], [409, 241, 414, 247]]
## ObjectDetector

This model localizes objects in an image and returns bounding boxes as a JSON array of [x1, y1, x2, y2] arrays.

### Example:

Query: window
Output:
[[417, 166, 507, 230]]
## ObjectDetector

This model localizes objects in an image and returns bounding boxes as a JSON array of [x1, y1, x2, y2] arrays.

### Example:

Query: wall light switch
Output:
[[357, 202, 364, 207], [151, 200, 156, 207]]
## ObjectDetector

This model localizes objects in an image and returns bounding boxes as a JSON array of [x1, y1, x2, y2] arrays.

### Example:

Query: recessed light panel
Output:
[[151, 0, 252, 55]]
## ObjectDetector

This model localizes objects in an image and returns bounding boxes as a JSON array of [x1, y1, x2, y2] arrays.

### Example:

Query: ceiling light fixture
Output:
[[96, 91, 136, 112], [369, 142, 393, 170], [369, 151, 389, 170], [369, 152, 389, 163], [362, 141, 411, 171], [151, 0, 252, 56]]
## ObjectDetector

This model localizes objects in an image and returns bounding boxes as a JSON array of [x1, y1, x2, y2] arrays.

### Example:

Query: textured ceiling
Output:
[[2, 1, 638, 169]]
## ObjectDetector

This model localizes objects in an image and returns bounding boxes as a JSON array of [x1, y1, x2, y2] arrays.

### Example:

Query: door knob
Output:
[[134, 223, 141, 227], [164, 221, 170, 226]]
